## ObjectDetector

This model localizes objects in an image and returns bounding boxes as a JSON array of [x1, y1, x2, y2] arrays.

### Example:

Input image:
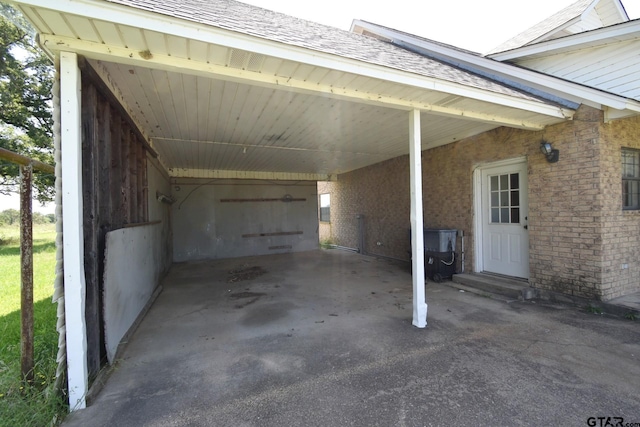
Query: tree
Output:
[[0, 2, 54, 203], [0, 207, 20, 225]]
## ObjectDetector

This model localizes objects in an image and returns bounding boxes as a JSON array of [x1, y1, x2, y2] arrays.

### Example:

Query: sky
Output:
[[240, 0, 640, 53], [1, 0, 639, 214]]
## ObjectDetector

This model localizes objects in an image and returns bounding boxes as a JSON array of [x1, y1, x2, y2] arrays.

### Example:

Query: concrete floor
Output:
[[63, 250, 640, 426]]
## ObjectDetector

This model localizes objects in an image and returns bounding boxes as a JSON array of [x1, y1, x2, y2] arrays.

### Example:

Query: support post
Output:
[[409, 109, 427, 328], [60, 52, 88, 410], [20, 164, 34, 384]]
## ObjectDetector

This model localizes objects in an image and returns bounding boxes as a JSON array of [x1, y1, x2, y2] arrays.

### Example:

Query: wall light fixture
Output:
[[540, 141, 559, 163]]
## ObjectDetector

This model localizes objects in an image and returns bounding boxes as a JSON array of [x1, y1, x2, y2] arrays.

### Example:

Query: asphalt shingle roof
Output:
[[105, 0, 552, 103], [487, 0, 594, 54]]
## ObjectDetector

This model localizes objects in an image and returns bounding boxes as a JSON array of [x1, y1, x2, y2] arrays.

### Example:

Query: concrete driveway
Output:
[[62, 249, 640, 427]]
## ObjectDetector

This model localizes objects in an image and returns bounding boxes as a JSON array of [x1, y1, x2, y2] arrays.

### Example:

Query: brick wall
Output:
[[527, 106, 605, 300], [328, 155, 411, 257], [600, 113, 640, 300], [322, 105, 639, 300]]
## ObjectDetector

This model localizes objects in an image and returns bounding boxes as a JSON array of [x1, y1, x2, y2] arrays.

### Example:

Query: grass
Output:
[[0, 223, 67, 426], [585, 304, 604, 315], [319, 238, 335, 249]]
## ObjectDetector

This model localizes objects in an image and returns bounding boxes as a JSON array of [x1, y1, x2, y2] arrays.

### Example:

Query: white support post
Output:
[[60, 52, 88, 410], [409, 109, 427, 328]]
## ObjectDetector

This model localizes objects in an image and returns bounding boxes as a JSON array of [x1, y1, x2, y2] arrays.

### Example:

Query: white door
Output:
[[480, 161, 529, 278]]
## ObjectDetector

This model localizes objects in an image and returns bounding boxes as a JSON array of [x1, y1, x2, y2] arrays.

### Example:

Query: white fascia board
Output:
[[604, 106, 640, 121], [615, 0, 630, 20], [353, 21, 640, 114], [18, 0, 567, 121], [490, 20, 640, 61]]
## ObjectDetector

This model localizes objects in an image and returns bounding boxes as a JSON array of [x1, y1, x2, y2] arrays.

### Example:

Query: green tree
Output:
[[0, 2, 54, 203], [0, 208, 20, 225]]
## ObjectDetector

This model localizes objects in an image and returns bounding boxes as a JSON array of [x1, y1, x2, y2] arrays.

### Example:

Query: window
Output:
[[319, 193, 330, 222], [489, 172, 520, 224], [622, 148, 640, 210]]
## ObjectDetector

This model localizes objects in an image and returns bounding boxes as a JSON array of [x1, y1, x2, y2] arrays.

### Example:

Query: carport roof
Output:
[[106, 0, 545, 103], [13, 0, 576, 180]]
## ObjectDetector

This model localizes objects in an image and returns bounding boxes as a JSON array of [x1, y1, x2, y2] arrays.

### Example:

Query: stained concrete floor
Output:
[[63, 249, 640, 427]]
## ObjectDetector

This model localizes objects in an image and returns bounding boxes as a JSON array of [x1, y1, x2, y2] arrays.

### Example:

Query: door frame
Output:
[[473, 156, 528, 276]]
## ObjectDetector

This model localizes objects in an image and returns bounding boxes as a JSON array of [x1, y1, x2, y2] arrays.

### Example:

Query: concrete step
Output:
[[451, 273, 535, 300]]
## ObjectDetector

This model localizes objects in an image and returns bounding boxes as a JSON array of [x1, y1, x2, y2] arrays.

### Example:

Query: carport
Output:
[[8, 0, 572, 410]]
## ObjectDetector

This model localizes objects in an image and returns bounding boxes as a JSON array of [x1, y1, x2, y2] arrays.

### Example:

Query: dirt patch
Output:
[[228, 291, 266, 309], [227, 266, 267, 282]]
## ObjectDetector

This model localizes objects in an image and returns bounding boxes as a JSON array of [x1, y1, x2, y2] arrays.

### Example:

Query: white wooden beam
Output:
[[59, 52, 88, 411], [409, 109, 427, 328], [40, 34, 558, 130]]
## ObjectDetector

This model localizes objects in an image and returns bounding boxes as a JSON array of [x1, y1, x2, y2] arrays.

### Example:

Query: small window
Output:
[[622, 148, 640, 210], [319, 194, 330, 222], [489, 172, 520, 224]]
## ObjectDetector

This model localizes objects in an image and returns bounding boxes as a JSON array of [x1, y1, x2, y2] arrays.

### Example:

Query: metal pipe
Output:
[[0, 147, 54, 174]]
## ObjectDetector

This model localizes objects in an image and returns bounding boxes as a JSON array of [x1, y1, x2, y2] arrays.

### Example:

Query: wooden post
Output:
[[60, 51, 88, 410], [20, 164, 34, 384]]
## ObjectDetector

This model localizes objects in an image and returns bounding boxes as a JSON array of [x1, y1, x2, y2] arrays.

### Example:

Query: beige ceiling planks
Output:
[[19, 6, 52, 35], [65, 15, 101, 43], [92, 20, 122, 47], [37, 9, 73, 36], [118, 26, 147, 51], [194, 76, 212, 143], [166, 34, 188, 60], [140, 29, 167, 57], [188, 40, 209, 63], [145, 68, 174, 138]]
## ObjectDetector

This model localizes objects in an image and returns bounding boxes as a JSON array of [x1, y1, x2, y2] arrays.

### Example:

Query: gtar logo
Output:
[[587, 417, 624, 427]]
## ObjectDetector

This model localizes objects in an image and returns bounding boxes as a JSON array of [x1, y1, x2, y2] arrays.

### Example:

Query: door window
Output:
[[489, 173, 520, 224]]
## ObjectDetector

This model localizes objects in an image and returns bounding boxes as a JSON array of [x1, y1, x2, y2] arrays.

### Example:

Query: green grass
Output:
[[0, 224, 67, 426]]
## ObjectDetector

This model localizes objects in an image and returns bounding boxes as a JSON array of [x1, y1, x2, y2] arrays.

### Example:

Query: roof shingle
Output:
[[104, 0, 555, 103], [487, 0, 594, 54]]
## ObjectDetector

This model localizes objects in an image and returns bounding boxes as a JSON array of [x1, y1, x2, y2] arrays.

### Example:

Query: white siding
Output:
[[514, 39, 640, 101]]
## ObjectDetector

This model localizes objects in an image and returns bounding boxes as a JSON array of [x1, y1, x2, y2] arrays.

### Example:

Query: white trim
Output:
[[473, 156, 527, 276], [490, 20, 640, 61], [409, 109, 427, 328], [60, 52, 88, 411]]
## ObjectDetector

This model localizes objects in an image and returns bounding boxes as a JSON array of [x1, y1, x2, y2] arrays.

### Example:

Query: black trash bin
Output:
[[424, 250, 456, 282], [409, 229, 457, 282]]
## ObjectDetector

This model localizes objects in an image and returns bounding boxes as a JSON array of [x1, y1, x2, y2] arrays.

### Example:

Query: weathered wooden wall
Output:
[[79, 58, 154, 381]]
